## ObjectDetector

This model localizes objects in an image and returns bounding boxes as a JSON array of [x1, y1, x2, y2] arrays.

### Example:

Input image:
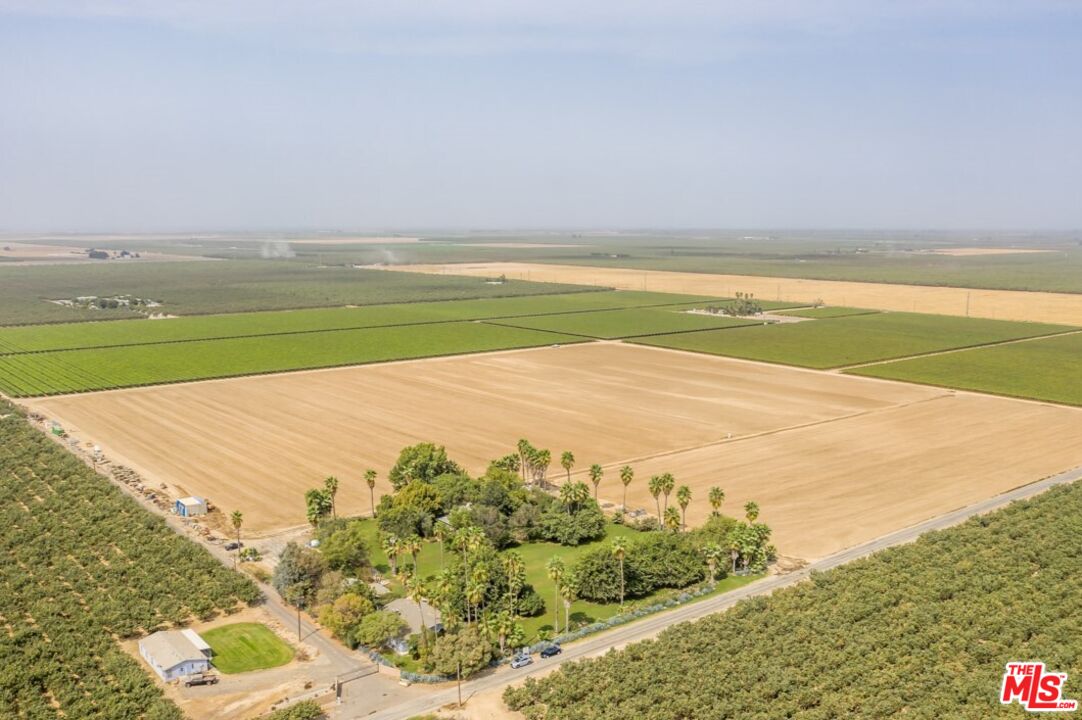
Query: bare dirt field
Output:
[[27, 343, 1082, 562], [377, 262, 1082, 325], [0, 240, 200, 264]]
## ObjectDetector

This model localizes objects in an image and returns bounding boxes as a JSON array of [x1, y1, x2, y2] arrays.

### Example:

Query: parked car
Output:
[[223, 541, 243, 551], [540, 644, 562, 659], [182, 672, 219, 687], [510, 653, 533, 669]]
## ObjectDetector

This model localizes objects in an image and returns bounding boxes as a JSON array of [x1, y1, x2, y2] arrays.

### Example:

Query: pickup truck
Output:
[[182, 672, 219, 687]]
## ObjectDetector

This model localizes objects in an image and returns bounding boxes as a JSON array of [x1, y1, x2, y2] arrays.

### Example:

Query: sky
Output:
[[1, 1, 1080, 231]]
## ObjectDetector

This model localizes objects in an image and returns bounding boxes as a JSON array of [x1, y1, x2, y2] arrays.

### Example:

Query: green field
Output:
[[849, 331, 1082, 406], [202, 623, 295, 674], [484, 307, 760, 339], [356, 519, 755, 641], [0, 322, 581, 396], [0, 261, 601, 326], [0, 290, 718, 354], [634, 312, 1075, 369], [777, 306, 881, 319]]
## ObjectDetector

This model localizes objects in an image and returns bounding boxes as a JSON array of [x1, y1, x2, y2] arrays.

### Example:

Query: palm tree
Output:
[[403, 535, 422, 572], [560, 451, 575, 481], [323, 476, 339, 520], [728, 537, 741, 574], [516, 438, 533, 482], [546, 557, 565, 634], [405, 573, 430, 650], [365, 469, 377, 517], [619, 466, 634, 512], [502, 553, 525, 617], [664, 506, 681, 531], [744, 501, 760, 524], [466, 577, 486, 625], [230, 510, 243, 569], [702, 542, 723, 582], [560, 570, 578, 632], [611, 538, 627, 607], [382, 534, 401, 575], [648, 475, 664, 529], [535, 449, 551, 485], [588, 464, 603, 501], [676, 485, 691, 531], [708, 486, 725, 517], [659, 473, 675, 517], [495, 609, 515, 656], [434, 522, 450, 570]]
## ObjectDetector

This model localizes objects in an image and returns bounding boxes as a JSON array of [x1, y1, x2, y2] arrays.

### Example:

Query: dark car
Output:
[[223, 541, 243, 551], [540, 645, 562, 659]]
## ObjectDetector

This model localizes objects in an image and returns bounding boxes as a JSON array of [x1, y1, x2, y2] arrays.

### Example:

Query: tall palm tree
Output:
[[648, 475, 664, 529], [728, 537, 741, 574], [502, 552, 525, 617], [611, 538, 627, 607], [495, 609, 515, 656], [323, 476, 339, 520], [659, 473, 675, 517], [381, 534, 401, 575], [702, 542, 723, 582], [588, 464, 603, 501], [535, 449, 551, 485], [708, 486, 725, 517], [676, 485, 691, 531], [619, 466, 634, 512], [403, 535, 422, 572], [230, 510, 243, 569], [560, 451, 575, 481], [546, 557, 565, 634], [466, 577, 486, 625], [404, 573, 430, 650], [434, 522, 450, 570], [744, 501, 760, 524], [560, 570, 578, 632], [516, 438, 532, 482], [365, 469, 377, 517]]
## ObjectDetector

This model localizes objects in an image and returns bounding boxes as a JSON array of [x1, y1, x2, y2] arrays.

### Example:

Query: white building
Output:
[[175, 496, 208, 517], [139, 629, 212, 681]]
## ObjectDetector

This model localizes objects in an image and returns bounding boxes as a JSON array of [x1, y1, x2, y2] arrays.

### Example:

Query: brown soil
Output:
[[377, 262, 1082, 325], [28, 343, 1082, 562]]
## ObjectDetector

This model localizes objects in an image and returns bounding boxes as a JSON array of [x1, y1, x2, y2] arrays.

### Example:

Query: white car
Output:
[[510, 653, 533, 669]]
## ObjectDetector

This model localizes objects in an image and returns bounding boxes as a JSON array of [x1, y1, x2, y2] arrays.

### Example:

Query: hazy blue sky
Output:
[[1, 2, 1080, 231]]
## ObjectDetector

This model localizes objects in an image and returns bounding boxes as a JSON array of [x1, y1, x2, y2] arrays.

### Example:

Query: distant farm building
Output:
[[175, 496, 208, 517], [139, 629, 212, 681]]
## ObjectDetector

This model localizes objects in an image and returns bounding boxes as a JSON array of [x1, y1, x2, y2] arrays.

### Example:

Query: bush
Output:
[[426, 625, 494, 678], [516, 585, 546, 617], [267, 700, 324, 720], [634, 533, 705, 590], [354, 611, 408, 649], [573, 548, 648, 603], [389, 443, 462, 490], [537, 500, 606, 546], [319, 521, 373, 576]]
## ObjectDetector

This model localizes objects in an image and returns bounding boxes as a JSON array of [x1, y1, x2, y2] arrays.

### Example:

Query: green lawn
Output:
[[0, 322, 582, 396], [776, 306, 881, 319], [633, 312, 1075, 369], [848, 331, 1082, 406], [202, 623, 295, 674], [357, 519, 757, 642], [483, 307, 760, 339]]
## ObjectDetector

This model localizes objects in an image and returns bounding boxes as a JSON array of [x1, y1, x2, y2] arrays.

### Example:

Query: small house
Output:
[[139, 630, 211, 681], [175, 496, 207, 517], [386, 598, 441, 636]]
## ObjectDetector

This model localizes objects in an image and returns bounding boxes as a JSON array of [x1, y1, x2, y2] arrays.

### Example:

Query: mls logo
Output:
[[1001, 662, 1078, 712]]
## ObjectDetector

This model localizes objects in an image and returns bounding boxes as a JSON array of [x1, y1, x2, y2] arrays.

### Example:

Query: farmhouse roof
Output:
[[177, 496, 205, 508], [386, 598, 441, 634], [140, 630, 206, 671]]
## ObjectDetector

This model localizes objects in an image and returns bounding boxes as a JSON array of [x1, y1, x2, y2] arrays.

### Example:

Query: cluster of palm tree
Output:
[[545, 556, 579, 634], [517, 439, 553, 485]]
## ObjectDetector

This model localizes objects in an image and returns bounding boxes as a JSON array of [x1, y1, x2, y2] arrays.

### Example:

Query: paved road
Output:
[[357, 463, 1082, 720]]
